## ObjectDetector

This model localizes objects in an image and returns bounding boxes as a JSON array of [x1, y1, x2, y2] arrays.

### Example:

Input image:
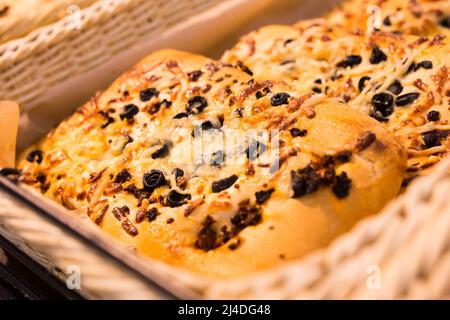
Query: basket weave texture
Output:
[[0, 0, 222, 109]]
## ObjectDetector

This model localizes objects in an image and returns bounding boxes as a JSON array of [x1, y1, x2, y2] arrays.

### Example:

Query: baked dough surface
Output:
[[17, 50, 406, 278], [223, 19, 450, 183], [326, 0, 450, 37]]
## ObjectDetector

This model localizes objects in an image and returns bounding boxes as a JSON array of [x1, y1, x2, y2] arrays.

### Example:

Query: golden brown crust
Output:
[[326, 0, 450, 37], [17, 50, 406, 278], [222, 21, 450, 183]]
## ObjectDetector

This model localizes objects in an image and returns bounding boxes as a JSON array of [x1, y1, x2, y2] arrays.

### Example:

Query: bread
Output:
[[16, 50, 406, 278], [222, 21, 450, 184], [0, 0, 97, 44], [0, 101, 19, 168], [326, 0, 450, 37]]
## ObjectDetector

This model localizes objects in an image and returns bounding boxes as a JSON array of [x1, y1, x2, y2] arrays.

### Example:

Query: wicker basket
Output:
[[0, 0, 271, 121]]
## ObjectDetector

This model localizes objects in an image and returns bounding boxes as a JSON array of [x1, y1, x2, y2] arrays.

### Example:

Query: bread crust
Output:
[[223, 20, 450, 182], [17, 50, 406, 278], [326, 0, 450, 37]]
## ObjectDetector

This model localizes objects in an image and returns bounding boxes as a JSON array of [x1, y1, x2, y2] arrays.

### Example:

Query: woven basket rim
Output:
[[0, 0, 136, 64]]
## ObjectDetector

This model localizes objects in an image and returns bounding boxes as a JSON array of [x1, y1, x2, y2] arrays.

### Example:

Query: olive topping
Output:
[[146, 208, 159, 222], [192, 120, 216, 137], [187, 70, 203, 82], [383, 16, 392, 26], [439, 16, 450, 29], [419, 60, 433, 69], [143, 170, 166, 189], [120, 104, 139, 121], [332, 172, 352, 198], [139, 88, 159, 102], [423, 131, 441, 148], [231, 202, 262, 230], [236, 61, 253, 76], [114, 169, 131, 184], [395, 92, 420, 106], [371, 92, 394, 121], [124, 184, 152, 202], [255, 87, 271, 99], [336, 55, 362, 68], [291, 158, 353, 199], [312, 87, 322, 94], [151, 144, 169, 159], [136, 207, 160, 223], [173, 112, 188, 119], [291, 167, 321, 198], [334, 150, 352, 163], [407, 61, 433, 74], [426, 110, 440, 122], [358, 76, 371, 92], [186, 96, 208, 114], [284, 39, 294, 46], [270, 93, 291, 106], [369, 46, 387, 64], [235, 107, 244, 117], [174, 168, 184, 180], [195, 216, 219, 251], [212, 175, 238, 193], [101, 115, 115, 129], [195, 203, 261, 250], [290, 128, 307, 137], [151, 99, 172, 115], [406, 62, 418, 74], [26, 150, 43, 164], [255, 188, 275, 205], [166, 190, 191, 207], [422, 130, 450, 149], [387, 80, 403, 95]]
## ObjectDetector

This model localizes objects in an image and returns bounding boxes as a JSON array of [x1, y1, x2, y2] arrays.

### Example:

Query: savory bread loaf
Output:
[[222, 22, 450, 184], [326, 0, 450, 36], [0, 101, 19, 168], [0, 0, 97, 43], [17, 50, 406, 278]]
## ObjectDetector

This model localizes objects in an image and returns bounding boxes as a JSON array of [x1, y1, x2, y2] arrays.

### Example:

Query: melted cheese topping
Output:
[[326, 0, 450, 37], [16, 50, 405, 277], [223, 21, 450, 180]]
